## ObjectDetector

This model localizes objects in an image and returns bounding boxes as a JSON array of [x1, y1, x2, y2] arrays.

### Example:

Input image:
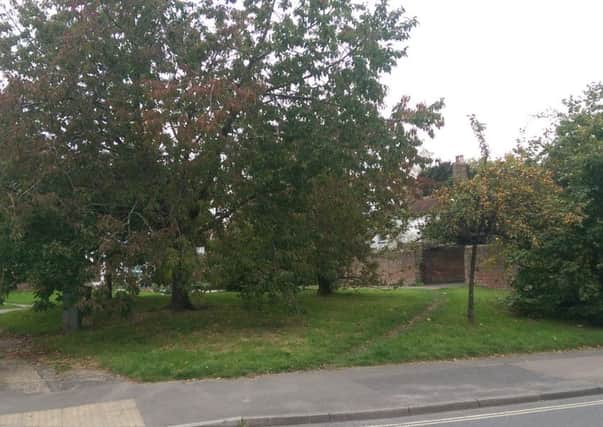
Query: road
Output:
[[289, 396, 603, 427]]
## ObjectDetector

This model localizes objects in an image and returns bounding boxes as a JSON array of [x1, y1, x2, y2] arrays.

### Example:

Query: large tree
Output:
[[0, 0, 194, 325], [1, 0, 442, 315]]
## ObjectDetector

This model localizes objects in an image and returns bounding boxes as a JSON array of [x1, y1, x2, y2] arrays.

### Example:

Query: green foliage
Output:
[[418, 160, 453, 196], [424, 156, 568, 247], [0, 215, 18, 304], [424, 153, 569, 323], [0, 206, 93, 310], [207, 219, 311, 306], [0, 0, 443, 315], [511, 83, 603, 323], [201, 2, 444, 301]]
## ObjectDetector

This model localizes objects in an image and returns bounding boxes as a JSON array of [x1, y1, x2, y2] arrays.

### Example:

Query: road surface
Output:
[[291, 396, 603, 427]]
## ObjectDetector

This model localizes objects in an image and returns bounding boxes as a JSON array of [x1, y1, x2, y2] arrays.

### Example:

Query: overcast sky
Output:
[[384, 0, 603, 161]]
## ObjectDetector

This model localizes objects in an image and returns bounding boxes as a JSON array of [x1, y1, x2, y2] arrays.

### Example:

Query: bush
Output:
[[510, 83, 603, 324], [509, 224, 603, 324]]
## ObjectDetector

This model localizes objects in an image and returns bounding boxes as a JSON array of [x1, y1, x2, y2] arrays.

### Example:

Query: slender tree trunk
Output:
[[317, 273, 333, 296], [105, 271, 113, 300], [467, 243, 477, 323], [171, 266, 194, 310]]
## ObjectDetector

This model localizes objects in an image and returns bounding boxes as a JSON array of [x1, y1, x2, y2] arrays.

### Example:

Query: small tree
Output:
[[424, 155, 568, 322]]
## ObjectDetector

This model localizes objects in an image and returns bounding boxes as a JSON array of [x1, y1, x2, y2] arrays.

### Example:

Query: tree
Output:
[[195, 1, 445, 300], [0, 0, 443, 315], [0, 0, 195, 324], [417, 160, 453, 196], [511, 83, 603, 323], [424, 155, 569, 322], [208, 94, 444, 301]]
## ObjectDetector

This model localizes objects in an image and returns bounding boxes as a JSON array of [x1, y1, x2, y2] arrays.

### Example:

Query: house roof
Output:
[[409, 197, 438, 216]]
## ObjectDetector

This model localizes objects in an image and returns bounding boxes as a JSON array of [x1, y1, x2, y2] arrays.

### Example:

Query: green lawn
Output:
[[3, 291, 37, 305], [1, 287, 602, 382]]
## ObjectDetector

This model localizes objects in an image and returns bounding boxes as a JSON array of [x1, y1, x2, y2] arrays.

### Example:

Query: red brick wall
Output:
[[360, 244, 512, 288], [464, 244, 510, 288], [422, 246, 465, 284], [366, 247, 421, 286]]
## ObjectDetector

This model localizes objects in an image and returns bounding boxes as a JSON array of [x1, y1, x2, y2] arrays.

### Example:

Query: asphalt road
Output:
[[288, 396, 603, 427]]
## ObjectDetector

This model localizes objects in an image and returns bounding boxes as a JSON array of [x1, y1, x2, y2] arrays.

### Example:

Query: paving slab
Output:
[[0, 399, 144, 427]]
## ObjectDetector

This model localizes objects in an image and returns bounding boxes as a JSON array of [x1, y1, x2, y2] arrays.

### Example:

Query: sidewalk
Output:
[[2, 349, 603, 426]]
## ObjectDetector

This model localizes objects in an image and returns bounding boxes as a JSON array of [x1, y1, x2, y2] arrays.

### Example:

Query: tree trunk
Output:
[[317, 273, 333, 296], [62, 289, 81, 333], [467, 243, 477, 323], [105, 271, 113, 300], [62, 306, 81, 333], [171, 267, 194, 310]]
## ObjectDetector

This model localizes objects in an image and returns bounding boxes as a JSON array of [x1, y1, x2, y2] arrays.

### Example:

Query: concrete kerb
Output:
[[169, 386, 603, 427]]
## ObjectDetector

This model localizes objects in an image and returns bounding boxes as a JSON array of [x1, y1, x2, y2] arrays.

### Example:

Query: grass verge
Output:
[[1, 287, 602, 382], [0, 288, 434, 381], [4, 291, 37, 305]]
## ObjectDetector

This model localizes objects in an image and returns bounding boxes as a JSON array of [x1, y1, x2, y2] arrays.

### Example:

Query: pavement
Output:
[[3, 347, 603, 427]]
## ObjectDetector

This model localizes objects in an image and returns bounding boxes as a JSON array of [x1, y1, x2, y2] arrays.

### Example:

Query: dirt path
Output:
[[384, 295, 444, 337], [0, 304, 31, 315], [347, 293, 446, 359]]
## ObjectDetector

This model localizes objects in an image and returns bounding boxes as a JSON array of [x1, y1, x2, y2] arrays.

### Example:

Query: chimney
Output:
[[452, 155, 468, 183]]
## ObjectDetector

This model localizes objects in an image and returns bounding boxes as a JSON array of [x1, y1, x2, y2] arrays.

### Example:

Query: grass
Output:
[[340, 288, 603, 366], [1, 287, 603, 382], [3, 291, 37, 305]]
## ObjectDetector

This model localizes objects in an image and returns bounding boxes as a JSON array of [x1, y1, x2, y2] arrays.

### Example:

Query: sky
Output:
[[383, 0, 603, 161]]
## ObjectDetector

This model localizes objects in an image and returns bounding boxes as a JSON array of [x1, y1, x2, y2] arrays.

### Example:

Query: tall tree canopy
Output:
[[0, 0, 443, 320]]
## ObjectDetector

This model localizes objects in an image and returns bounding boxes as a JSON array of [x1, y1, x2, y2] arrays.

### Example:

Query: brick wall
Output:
[[366, 244, 465, 286], [464, 244, 510, 288], [422, 245, 465, 284], [361, 243, 512, 288], [365, 247, 421, 286]]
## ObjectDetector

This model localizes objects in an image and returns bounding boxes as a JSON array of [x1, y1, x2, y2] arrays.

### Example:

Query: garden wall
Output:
[[464, 244, 510, 288], [421, 245, 466, 284], [367, 244, 465, 286], [365, 244, 511, 288], [368, 247, 421, 286]]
